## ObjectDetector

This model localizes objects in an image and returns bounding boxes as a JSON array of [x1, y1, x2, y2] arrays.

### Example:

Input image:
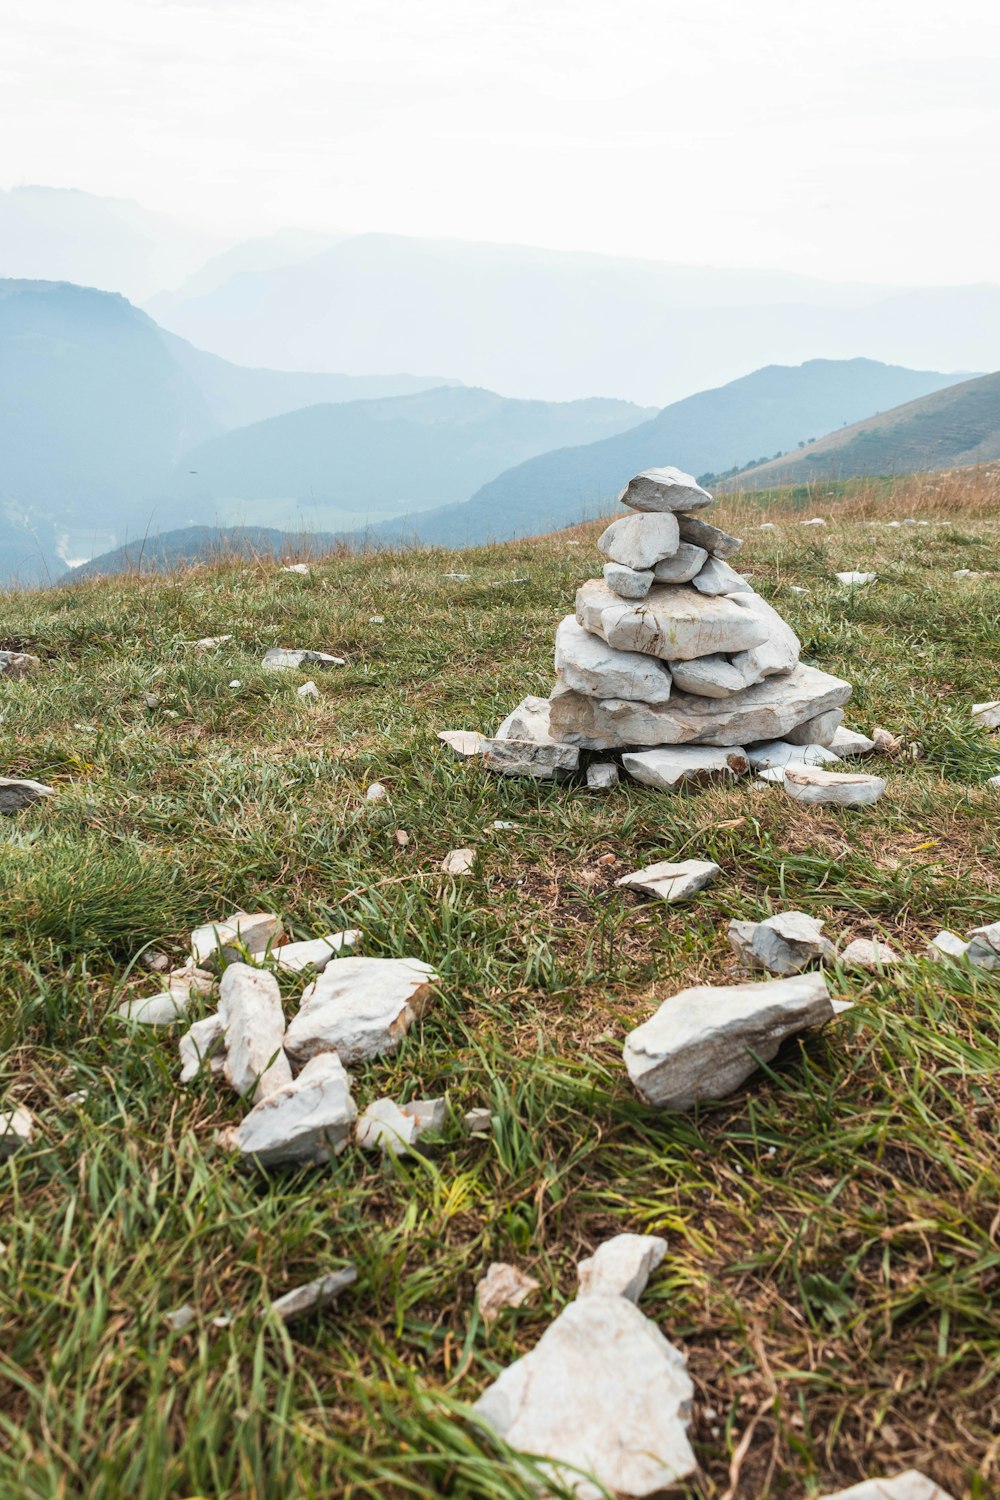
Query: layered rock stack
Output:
[[489, 467, 852, 781]]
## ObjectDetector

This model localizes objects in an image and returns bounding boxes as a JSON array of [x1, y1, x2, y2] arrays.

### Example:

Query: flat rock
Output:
[[623, 746, 748, 791], [272, 931, 361, 972], [597, 511, 680, 570], [473, 1294, 696, 1498], [785, 709, 844, 746], [728, 911, 836, 975], [0, 777, 54, 813], [616, 858, 720, 903], [555, 616, 672, 703], [0, 1106, 34, 1158], [231, 1053, 357, 1168], [836, 571, 878, 586], [437, 730, 486, 757], [117, 984, 193, 1027], [839, 937, 901, 970], [267, 1266, 357, 1323], [262, 647, 346, 670], [828, 726, 877, 756], [617, 466, 714, 514], [284, 956, 438, 1066], [966, 920, 1000, 969], [927, 930, 969, 960], [818, 1471, 956, 1500], [495, 695, 556, 744], [677, 515, 743, 558], [576, 578, 768, 663], [972, 700, 1000, 729], [801, 516, 827, 527], [729, 591, 800, 684], [441, 847, 475, 876], [476, 1262, 540, 1323], [603, 561, 655, 599], [624, 972, 846, 1109], [281, 562, 311, 575], [783, 764, 886, 807], [365, 782, 389, 801], [548, 663, 852, 749], [669, 654, 746, 699], [651, 542, 709, 583], [747, 740, 841, 770], [464, 1106, 493, 1134], [179, 1012, 226, 1083], [355, 1097, 420, 1155], [192, 911, 284, 968], [692, 557, 751, 596], [0, 651, 42, 677], [218, 963, 292, 1102], [296, 680, 319, 699], [586, 761, 619, 790], [482, 738, 580, 781], [577, 1234, 667, 1303]]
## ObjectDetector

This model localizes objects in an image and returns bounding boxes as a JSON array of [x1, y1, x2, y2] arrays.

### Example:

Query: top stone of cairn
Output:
[[617, 466, 714, 514]]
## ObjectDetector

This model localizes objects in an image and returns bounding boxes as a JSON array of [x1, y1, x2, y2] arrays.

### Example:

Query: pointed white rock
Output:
[[218, 963, 292, 1103], [554, 616, 672, 704], [296, 680, 319, 699], [117, 984, 193, 1027], [437, 730, 486, 758], [230, 1054, 356, 1167], [729, 590, 800, 684], [179, 1012, 226, 1083], [616, 858, 720, 903], [495, 695, 556, 744], [577, 1234, 667, 1303], [624, 972, 845, 1109], [692, 557, 751, 596], [355, 1097, 420, 1156], [191, 911, 284, 968], [828, 726, 877, 756], [617, 466, 714, 514], [284, 956, 438, 1065], [272, 931, 361, 972], [782, 765, 886, 807], [676, 515, 742, 558], [623, 746, 748, 791], [728, 911, 836, 975], [441, 847, 475, 876], [597, 511, 680, 570]]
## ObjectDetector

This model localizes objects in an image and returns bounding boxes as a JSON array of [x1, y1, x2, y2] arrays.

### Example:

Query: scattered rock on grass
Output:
[[164, 1304, 197, 1332], [218, 963, 292, 1103], [482, 738, 580, 781], [0, 777, 54, 813], [192, 911, 284, 968], [355, 1098, 419, 1156], [365, 782, 389, 802], [966, 921, 1000, 969], [228, 1053, 357, 1168], [464, 1107, 492, 1134], [836, 571, 877, 586], [971, 700, 1000, 730], [624, 972, 849, 1110], [622, 745, 749, 790], [782, 764, 886, 807], [476, 1262, 540, 1323], [284, 956, 438, 1066], [616, 859, 720, 905], [839, 937, 901, 970], [0, 650, 41, 676], [872, 727, 902, 755], [927, 930, 969, 960], [441, 847, 475, 876], [262, 647, 345, 671], [0, 1106, 33, 1158], [828, 726, 876, 757], [179, 1013, 226, 1083], [281, 563, 311, 575], [296, 680, 319, 699], [576, 1233, 667, 1303], [437, 730, 486, 758], [728, 911, 835, 975], [271, 931, 361, 973], [267, 1266, 357, 1323], [586, 762, 619, 790], [818, 1471, 955, 1500]]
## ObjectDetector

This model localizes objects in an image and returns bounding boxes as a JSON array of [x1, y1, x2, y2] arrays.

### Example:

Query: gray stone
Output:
[[603, 561, 655, 599], [0, 1106, 34, 1159], [818, 1471, 956, 1500], [576, 1234, 667, 1304], [219, 963, 292, 1103], [0, 777, 54, 813], [229, 1053, 357, 1168], [828, 726, 877, 756], [927, 930, 969, 960], [495, 695, 556, 744], [624, 972, 848, 1110], [555, 616, 672, 704], [623, 746, 748, 791], [785, 709, 844, 746], [839, 937, 901, 970], [400, 1096, 447, 1131], [692, 557, 751, 596], [728, 911, 836, 975], [575, 579, 769, 663], [463, 1106, 493, 1134], [262, 647, 346, 671], [677, 515, 743, 559], [729, 591, 800, 684], [782, 764, 886, 807], [548, 663, 852, 749], [0, 651, 42, 677], [117, 984, 193, 1027], [483, 738, 580, 780], [586, 762, 619, 791], [284, 956, 438, 1066], [437, 730, 486, 757], [272, 931, 361, 972], [617, 466, 714, 514], [669, 654, 746, 699], [966, 921, 1000, 969], [972, 700, 1000, 730], [747, 740, 841, 770], [164, 1304, 197, 1332], [365, 782, 389, 802], [267, 1267, 357, 1323], [616, 858, 720, 903], [597, 511, 680, 570], [650, 542, 709, 583]]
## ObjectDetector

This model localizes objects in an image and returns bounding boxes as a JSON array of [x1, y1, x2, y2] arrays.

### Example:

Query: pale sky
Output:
[[2, 0, 999, 284]]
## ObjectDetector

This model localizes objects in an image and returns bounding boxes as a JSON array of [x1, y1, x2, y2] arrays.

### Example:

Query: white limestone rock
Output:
[[669, 654, 746, 699], [218, 963, 292, 1103], [296, 680, 319, 699], [828, 726, 877, 756], [464, 1106, 493, 1134], [355, 1097, 420, 1156], [617, 466, 713, 514], [801, 516, 827, 527], [365, 782, 389, 802], [272, 931, 361, 972], [473, 1294, 696, 1498], [728, 911, 836, 975], [0, 777, 54, 813], [267, 1266, 357, 1323], [262, 647, 346, 671], [554, 616, 672, 704], [495, 695, 556, 744], [651, 542, 708, 583], [230, 1053, 357, 1168], [616, 858, 720, 903], [818, 1471, 956, 1500], [966, 921, 1000, 969], [972, 700, 1000, 730], [482, 738, 580, 781], [400, 1096, 446, 1131], [575, 578, 768, 663], [476, 1262, 540, 1323], [836, 571, 878, 586], [0, 1106, 34, 1158], [437, 730, 486, 758], [191, 911, 284, 968], [692, 557, 751, 596], [623, 746, 748, 791], [624, 972, 847, 1110], [576, 1234, 667, 1303], [548, 663, 852, 750], [281, 562, 311, 575], [747, 740, 841, 771], [677, 515, 743, 559], [117, 984, 193, 1027], [597, 511, 680, 570], [839, 937, 901, 970], [441, 847, 475, 876], [785, 709, 844, 746], [927, 930, 969, 960], [729, 591, 801, 684], [586, 762, 619, 790], [603, 561, 655, 599], [284, 956, 438, 1066], [179, 1012, 226, 1083], [782, 765, 886, 807]]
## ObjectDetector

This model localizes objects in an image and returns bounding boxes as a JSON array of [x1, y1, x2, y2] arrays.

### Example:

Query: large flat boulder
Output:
[[576, 579, 768, 663]]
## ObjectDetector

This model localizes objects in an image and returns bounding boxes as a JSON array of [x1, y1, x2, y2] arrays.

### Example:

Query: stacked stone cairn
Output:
[[485, 466, 852, 785]]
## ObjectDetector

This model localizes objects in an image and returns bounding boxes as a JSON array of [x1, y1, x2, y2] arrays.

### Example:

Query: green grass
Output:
[[1, 512, 999, 1498]]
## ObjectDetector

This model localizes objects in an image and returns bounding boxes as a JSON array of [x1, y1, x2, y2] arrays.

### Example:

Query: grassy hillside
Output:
[[732, 371, 1000, 487], [1, 480, 998, 1498]]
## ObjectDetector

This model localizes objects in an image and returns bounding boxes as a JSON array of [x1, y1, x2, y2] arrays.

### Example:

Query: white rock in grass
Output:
[[437, 730, 486, 758], [586, 762, 619, 790], [482, 738, 580, 781], [0, 777, 54, 813], [272, 931, 361, 973], [576, 1234, 667, 1303], [828, 726, 877, 757], [554, 617, 672, 704], [495, 695, 556, 744], [189, 634, 233, 650], [729, 591, 800, 684], [836, 571, 877, 586], [117, 985, 193, 1027], [971, 700, 1000, 730], [966, 921, 1000, 969], [218, 963, 292, 1103], [576, 579, 768, 663], [676, 515, 743, 559], [728, 911, 836, 975], [281, 563, 311, 575], [669, 654, 745, 699], [801, 516, 827, 527], [284, 956, 438, 1065], [231, 1054, 356, 1168], [400, 1097, 447, 1131], [782, 765, 886, 807], [747, 740, 841, 771], [267, 1266, 357, 1323], [597, 511, 680, 571], [623, 745, 749, 791], [355, 1097, 420, 1155], [603, 561, 655, 599], [164, 1304, 197, 1332], [624, 972, 847, 1110], [365, 782, 389, 802], [651, 542, 708, 583], [987, 773, 1000, 789], [464, 1106, 493, 1134], [0, 650, 42, 676], [476, 1262, 540, 1323], [839, 937, 901, 970], [818, 1471, 956, 1500], [616, 859, 720, 904], [296, 680, 319, 699], [785, 710, 844, 746], [441, 847, 475, 876], [191, 911, 284, 968], [927, 930, 969, 960], [617, 466, 713, 514], [262, 647, 345, 670], [0, 1106, 34, 1159], [473, 1294, 696, 1498], [692, 557, 751, 596], [179, 1012, 226, 1083]]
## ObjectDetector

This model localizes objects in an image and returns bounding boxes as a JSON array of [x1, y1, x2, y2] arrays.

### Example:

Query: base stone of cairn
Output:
[[488, 466, 851, 780]]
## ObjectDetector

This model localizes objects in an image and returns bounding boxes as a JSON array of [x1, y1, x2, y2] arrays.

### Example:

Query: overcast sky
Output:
[[2, 0, 999, 284]]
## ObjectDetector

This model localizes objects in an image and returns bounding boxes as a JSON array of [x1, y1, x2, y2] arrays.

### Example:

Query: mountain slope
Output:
[[357, 359, 971, 546], [727, 372, 1000, 487], [64, 526, 339, 582]]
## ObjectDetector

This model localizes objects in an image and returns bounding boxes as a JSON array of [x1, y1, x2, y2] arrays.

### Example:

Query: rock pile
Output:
[[486, 467, 853, 779]]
